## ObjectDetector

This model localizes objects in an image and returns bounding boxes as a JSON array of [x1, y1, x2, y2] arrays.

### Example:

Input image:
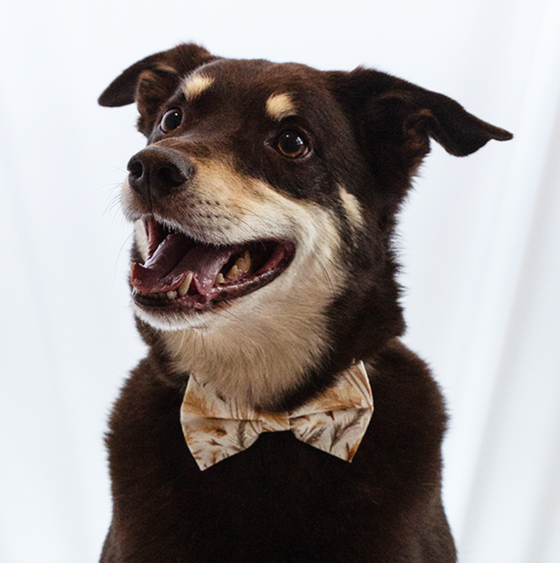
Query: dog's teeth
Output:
[[235, 250, 251, 273], [226, 264, 240, 280], [224, 251, 252, 281], [178, 273, 193, 296], [166, 290, 177, 300], [215, 273, 225, 285]]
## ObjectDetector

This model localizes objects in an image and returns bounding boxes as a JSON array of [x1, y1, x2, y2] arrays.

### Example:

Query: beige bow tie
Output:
[[180, 362, 373, 470]]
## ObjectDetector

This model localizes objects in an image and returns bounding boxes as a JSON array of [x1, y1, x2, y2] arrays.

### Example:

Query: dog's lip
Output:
[[131, 218, 296, 312]]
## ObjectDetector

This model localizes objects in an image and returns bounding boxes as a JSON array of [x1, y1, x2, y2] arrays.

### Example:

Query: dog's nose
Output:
[[126, 147, 193, 201]]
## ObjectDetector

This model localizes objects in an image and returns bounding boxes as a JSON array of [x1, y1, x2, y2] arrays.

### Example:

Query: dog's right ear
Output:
[[98, 43, 216, 135]]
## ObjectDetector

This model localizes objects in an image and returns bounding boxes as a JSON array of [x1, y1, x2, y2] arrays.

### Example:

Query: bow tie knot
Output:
[[181, 362, 374, 470]]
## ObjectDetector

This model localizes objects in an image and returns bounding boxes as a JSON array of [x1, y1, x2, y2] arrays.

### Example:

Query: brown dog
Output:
[[98, 44, 511, 562]]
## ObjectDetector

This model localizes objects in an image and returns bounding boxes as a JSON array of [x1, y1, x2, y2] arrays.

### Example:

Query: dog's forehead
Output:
[[181, 58, 328, 118]]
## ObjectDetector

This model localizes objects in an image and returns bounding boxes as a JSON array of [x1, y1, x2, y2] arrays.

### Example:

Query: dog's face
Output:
[[123, 59, 355, 335], [100, 44, 511, 410]]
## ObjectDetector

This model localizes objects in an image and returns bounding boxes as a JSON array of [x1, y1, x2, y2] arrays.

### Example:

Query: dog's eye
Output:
[[275, 131, 309, 158], [160, 109, 183, 132]]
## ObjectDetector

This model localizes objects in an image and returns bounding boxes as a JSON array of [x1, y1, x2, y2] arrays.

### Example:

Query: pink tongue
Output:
[[131, 233, 234, 295]]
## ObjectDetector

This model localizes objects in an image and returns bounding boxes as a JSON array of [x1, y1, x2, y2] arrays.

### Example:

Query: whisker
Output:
[[113, 231, 135, 285]]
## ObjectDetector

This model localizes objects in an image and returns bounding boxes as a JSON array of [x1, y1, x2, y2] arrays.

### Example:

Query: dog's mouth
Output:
[[131, 217, 296, 311]]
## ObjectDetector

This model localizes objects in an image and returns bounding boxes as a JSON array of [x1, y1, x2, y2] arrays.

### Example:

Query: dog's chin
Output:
[[131, 302, 213, 332]]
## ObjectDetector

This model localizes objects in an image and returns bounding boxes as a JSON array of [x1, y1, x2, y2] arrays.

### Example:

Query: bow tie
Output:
[[180, 362, 373, 470]]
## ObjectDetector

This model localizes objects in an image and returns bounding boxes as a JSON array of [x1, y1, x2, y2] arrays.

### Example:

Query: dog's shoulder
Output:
[[367, 337, 447, 416], [357, 339, 448, 483], [105, 352, 192, 490]]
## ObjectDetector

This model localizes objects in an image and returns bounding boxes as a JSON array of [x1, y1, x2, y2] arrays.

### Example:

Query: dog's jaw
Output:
[[126, 174, 347, 410]]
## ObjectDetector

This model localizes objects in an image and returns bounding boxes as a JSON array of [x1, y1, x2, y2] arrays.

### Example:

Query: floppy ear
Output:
[[329, 67, 512, 176], [98, 43, 216, 135]]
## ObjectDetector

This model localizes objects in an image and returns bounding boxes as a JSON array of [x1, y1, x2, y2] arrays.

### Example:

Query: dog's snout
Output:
[[126, 147, 193, 201]]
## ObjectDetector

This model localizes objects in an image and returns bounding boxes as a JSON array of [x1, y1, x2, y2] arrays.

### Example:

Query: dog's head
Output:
[[100, 44, 511, 410]]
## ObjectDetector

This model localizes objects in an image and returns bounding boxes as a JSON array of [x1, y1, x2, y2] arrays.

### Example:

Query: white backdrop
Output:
[[1, 1, 559, 562]]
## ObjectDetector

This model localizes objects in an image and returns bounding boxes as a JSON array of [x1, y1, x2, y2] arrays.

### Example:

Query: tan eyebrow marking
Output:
[[266, 93, 297, 121], [181, 75, 215, 100]]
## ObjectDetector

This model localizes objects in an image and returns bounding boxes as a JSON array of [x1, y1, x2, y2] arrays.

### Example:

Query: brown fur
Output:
[[98, 43, 512, 562]]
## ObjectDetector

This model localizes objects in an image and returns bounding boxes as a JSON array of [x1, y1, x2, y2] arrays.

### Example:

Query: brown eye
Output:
[[160, 108, 183, 132], [275, 131, 309, 158]]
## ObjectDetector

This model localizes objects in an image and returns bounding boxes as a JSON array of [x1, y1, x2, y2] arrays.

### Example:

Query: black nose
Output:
[[126, 147, 193, 201]]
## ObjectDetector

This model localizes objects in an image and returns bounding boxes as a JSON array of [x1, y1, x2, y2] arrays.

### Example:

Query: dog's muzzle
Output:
[[127, 147, 194, 202], [124, 146, 297, 313]]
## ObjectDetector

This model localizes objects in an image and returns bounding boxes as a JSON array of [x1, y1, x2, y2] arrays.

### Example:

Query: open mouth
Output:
[[131, 217, 296, 311]]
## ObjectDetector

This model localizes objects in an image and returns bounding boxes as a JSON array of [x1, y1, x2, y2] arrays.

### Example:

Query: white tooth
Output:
[[178, 272, 194, 296], [166, 290, 177, 300], [215, 273, 225, 285], [226, 264, 240, 280], [235, 250, 251, 273]]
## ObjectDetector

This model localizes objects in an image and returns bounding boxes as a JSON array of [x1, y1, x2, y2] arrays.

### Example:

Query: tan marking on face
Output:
[[266, 93, 296, 121], [339, 186, 364, 229], [181, 74, 214, 100], [128, 157, 346, 409]]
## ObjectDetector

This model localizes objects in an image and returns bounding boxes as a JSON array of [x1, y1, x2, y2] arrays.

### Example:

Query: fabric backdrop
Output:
[[1, 1, 559, 562]]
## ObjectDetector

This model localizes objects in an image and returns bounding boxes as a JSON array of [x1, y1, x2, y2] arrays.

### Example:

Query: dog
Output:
[[98, 43, 512, 562]]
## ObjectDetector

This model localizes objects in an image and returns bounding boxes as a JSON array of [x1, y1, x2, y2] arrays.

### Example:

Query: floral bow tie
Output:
[[180, 362, 374, 470]]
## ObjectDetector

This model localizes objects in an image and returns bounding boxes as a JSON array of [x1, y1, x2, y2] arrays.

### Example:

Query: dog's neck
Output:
[[160, 294, 332, 411]]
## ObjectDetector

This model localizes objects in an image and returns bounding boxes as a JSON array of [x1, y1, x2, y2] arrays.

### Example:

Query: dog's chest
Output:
[[107, 367, 394, 562]]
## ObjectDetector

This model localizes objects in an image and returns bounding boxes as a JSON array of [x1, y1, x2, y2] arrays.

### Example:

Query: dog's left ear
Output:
[[329, 68, 512, 167], [99, 43, 217, 135]]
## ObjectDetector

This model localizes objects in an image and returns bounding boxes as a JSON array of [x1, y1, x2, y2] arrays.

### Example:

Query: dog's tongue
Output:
[[131, 233, 233, 295]]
